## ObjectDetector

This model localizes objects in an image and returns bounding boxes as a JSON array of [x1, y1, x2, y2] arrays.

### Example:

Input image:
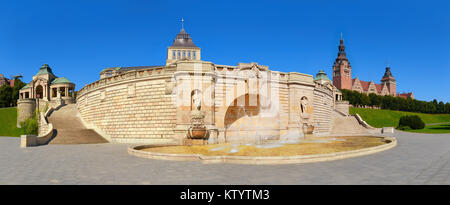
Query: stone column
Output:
[[44, 85, 47, 100], [65, 87, 69, 97]]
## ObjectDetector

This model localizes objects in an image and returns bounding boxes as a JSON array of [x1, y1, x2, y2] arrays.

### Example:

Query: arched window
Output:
[[177, 51, 181, 59], [188, 51, 191, 59]]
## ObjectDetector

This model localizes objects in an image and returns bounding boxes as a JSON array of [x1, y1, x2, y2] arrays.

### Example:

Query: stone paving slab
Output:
[[0, 131, 449, 185]]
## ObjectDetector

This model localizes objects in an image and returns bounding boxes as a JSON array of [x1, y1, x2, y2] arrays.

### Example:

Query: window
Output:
[[177, 51, 181, 59], [188, 51, 191, 59], [106, 71, 112, 77], [183, 51, 186, 58], [193, 51, 196, 60], [172, 51, 176, 60]]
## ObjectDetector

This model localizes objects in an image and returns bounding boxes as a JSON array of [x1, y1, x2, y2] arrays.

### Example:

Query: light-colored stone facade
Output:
[[76, 29, 341, 145]]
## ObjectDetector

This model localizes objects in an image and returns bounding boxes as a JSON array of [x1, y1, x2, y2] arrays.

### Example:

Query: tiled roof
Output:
[[36, 64, 55, 75], [51, 77, 74, 85], [398, 93, 413, 99], [20, 83, 30, 90], [118, 66, 162, 71], [314, 70, 330, 82], [359, 80, 370, 91], [374, 84, 382, 93], [170, 29, 198, 48]]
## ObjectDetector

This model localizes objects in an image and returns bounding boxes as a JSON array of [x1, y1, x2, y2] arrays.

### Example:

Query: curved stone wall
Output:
[[77, 61, 337, 145], [77, 67, 178, 144], [17, 99, 36, 127]]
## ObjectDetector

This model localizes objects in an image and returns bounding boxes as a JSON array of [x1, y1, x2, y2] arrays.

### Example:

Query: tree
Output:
[[437, 101, 445, 114], [360, 93, 370, 107], [0, 84, 13, 107], [445, 103, 450, 114], [369, 93, 381, 108], [11, 78, 26, 107]]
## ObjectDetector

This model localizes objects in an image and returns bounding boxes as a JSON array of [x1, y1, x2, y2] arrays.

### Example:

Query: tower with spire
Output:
[[166, 18, 201, 65], [380, 66, 396, 96], [332, 34, 352, 90]]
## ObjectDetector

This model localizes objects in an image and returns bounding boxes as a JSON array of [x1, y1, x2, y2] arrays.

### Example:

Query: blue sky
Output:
[[0, 0, 449, 102]]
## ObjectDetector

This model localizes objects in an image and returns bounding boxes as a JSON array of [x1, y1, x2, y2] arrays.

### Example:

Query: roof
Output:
[[381, 66, 395, 82], [398, 92, 414, 99], [118, 66, 162, 71], [359, 80, 370, 91], [314, 70, 330, 82], [353, 78, 383, 92], [36, 64, 55, 76], [51, 77, 74, 85], [374, 84, 382, 93], [170, 29, 198, 48], [20, 83, 30, 90], [9, 79, 15, 87]]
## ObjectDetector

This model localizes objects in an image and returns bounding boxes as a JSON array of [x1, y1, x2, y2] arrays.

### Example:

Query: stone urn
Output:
[[188, 127, 208, 139], [302, 123, 314, 134], [187, 110, 209, 139]]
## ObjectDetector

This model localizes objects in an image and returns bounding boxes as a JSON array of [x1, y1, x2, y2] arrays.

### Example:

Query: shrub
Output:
[[397, 125, 411, 131], [398, 115, 425, 130], [20, 111, 38, 135]]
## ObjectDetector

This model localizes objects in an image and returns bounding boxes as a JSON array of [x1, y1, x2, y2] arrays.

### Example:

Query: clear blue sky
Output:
[[0, 0, 449, 102]]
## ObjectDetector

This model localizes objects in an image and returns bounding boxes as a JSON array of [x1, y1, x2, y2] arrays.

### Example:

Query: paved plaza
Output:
[[0, 131, 448, 185]]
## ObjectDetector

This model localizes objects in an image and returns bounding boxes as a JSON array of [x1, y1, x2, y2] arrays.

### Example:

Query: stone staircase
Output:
[[331, 110, 371, 135], [47, 104, 108, 144]]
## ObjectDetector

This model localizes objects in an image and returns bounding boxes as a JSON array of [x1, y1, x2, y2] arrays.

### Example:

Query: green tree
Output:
[[11, 78, 26, 107], [0, 84, 13, 107], [360, 93, 370, 107], [437, 101, 445, 114]]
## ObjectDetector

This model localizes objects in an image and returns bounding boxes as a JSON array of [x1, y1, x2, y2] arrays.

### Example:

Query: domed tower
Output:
[[314, 70, 331, 85], [332, 34, 352, 90], [380, 66, 396, 96], [166, 20, 201, 65]]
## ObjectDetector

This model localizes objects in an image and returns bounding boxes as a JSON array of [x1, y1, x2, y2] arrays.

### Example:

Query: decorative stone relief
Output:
[[165, 79, 174, 95], [127, 83, 136, 98], [100, 90, 106, 102]]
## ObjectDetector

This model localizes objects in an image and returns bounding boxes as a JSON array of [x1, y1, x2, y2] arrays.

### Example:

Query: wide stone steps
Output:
[[49, 129, 108, 144], [331, 112, 370, 135], [48, 104, 108, 144]]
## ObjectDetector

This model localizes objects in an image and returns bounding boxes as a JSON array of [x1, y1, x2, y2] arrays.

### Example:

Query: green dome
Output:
[[315, 70, 330, 82], [36, 64, 55, 75], [51, 77, 74, 85]]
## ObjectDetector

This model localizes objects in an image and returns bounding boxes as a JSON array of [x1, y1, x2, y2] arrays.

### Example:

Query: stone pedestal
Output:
[[184, 138, 208, 146]]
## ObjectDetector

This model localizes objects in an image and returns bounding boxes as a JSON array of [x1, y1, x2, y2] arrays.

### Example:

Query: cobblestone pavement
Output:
[[0, 131, 448, 185]]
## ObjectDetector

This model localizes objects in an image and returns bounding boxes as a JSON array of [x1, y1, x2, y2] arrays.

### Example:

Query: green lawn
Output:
[[0, 107, 23, 137], [350, 107, 450, 134], [408, 123, 450, 134]]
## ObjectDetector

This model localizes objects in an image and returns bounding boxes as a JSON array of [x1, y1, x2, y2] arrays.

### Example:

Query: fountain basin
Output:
[[128, 136, 397, 165]]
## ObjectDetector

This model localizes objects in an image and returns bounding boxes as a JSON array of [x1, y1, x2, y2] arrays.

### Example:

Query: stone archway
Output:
[[35, 85, 43, 99], [223, 93, 280, 144]]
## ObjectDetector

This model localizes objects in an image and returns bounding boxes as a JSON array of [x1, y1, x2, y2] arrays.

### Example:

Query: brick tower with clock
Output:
[[332, 35, 353, 90]]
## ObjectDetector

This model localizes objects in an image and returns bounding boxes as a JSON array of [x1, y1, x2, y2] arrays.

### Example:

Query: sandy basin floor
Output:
[[141, 136, 388, 156]]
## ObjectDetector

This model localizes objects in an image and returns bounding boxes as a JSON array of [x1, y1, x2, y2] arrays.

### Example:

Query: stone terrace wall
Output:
[[77, 67, 177, 144], [17, 99, 36, 127], [313, 84, 334, 135]]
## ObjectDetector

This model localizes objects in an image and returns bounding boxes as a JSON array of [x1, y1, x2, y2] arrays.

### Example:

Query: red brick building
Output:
[[332, 36, 413, 99], [0, 74, 14, 87]]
